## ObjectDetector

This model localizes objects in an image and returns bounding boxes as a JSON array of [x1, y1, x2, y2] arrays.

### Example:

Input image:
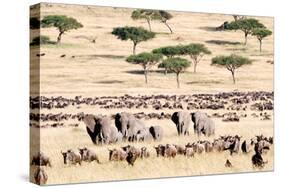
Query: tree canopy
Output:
[[126, 52, 163, 83], [152, 45, 183, 57], [226, 18, 265, 45], [211, 54, 252, 84], [159, 57, 191, 88], [252, 28, 272, 52], [41, 15, 83, 43], [112, 26, 155, 54]]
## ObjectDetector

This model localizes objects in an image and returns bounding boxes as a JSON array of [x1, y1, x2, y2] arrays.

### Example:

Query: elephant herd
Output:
[[83, 111, 215, 145]]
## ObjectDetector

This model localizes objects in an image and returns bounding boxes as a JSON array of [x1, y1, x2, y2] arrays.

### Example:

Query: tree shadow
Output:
[[186, 80, 222, 85], [206, 40, 242, 45], [125, 70, 168, 75], [199, 26, 217, 32], [95, 80, 124, 84], [76, 54, 126, 59]]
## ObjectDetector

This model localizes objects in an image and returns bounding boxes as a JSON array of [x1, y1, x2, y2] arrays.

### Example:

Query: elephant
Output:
[[135, 127, 153, 142], [171, 111, 191, 136], [191, 111, 215, 136], [83, 114, 121, 145], [149, 126, 163, 141], [115, 112, 146, 141]]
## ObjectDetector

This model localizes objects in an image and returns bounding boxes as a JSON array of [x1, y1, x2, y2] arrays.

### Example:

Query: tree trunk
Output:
[[231, 70, 236, 84], [176, 73, 180, 88], [57, 31, 63, 44], [164, 68, 167, 75], [146, 19, 151, 32], [164, 21, 173, 34], [132, 42, 137, 55], [144, 68, 148, 84], [244, 33, 248, 45], [259, 40, 262, 52], [193, 62, 197, 73]]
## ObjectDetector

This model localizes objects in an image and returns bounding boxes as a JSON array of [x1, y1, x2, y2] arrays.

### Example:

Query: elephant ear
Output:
[[171, 112, 179, 124], [83, 114, 96, 132]]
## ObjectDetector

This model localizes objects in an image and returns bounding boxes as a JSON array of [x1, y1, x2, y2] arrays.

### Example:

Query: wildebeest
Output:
[[154, 144, 166, 157], [225, 159, 232, 167], [78, 147, 100, 164], [241, 140, 251, 153], [184, 144, 195, 157], [31, 152, 52, 167], [108, 148, 127, 161], [61, 150, 82, 165], [174, 144, 186, 155], [171, 111, 191, 136], [121, 145, 141, 158], [140, 147, 150, 159], [164, 144, 177, 158], [126, 151, 138, 166], [191, 111, 215, 136], [252, 149, 267, 168], [34, 167, 48, 185]]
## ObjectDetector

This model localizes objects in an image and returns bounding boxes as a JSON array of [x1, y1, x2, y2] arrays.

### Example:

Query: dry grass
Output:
[[30, 3, 274, 185]]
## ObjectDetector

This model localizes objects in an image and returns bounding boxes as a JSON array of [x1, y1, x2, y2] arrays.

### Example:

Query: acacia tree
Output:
[[211, 54, 252, 84], [131, 9, 159, 32], [158, 10, 174, 33], [131, 9, 173, 33], [152, 45, 182, 74], [182, 43, 211, 73], [41, 15, 83, 44], [112, 26, 155, 55], [226, 18, 265, 45], [126, 52, 163, 84], [252, 28, 272, 52], [159, 57, 191, 88]]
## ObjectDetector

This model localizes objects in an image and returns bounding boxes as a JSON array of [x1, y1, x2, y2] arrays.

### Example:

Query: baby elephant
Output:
[[61, 150, 82, 165], [149, 126, 164, 141], [31, 152, 52, 167], [34, 167, 48, 185], [78, 147, 100, 164]]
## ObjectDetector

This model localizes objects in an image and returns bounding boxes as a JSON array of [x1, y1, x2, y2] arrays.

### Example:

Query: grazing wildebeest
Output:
[[31, 152, 52, 167], [126, 151, 138, 166], [225, 159, 232, 167], [174, 144, 186, 155], [154, 144, 166, 157], [252, 148, 267, 168], [149, 126, 164, 141], [121, 145, 141, 158], [108, 148, 127, 161], [140, 147, 150, 159], [184, 144, 195, 157], [171, 111, 191, 136], [191, 111, 215, 136], [241, 140, 251, 153], [34, 167, 48, 185], [78, 147, 100, 164], [61, 150, 82, 165], [164, 144, 177, 158]]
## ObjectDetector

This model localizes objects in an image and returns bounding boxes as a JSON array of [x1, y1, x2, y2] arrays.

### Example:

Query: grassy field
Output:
[[30, 3, 274, 185]]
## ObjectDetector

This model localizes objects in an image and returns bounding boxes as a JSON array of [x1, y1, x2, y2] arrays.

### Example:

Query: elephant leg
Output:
[[177, 125, 181, 135]]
